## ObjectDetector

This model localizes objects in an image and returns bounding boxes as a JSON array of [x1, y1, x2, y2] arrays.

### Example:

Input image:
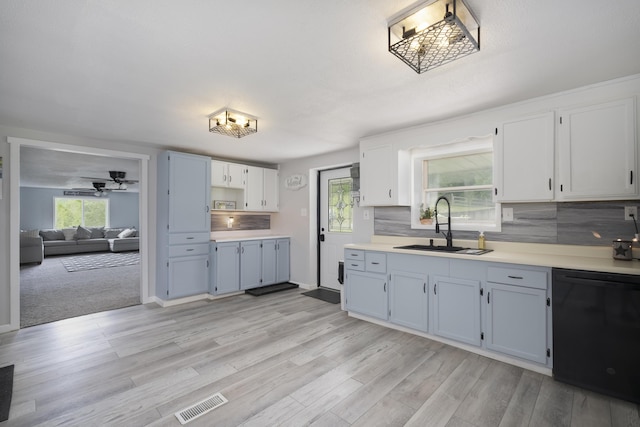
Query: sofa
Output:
[[20, 231, 44, 264], [19, 226, 139, 263]]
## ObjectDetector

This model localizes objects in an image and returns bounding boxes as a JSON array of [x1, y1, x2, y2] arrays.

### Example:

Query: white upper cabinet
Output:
[[245, 166, 279, 212], [211, 160, 246, 190], [495, 112, 555, 202], [360, 144, 411, 206], [557, 98, 637, 200]]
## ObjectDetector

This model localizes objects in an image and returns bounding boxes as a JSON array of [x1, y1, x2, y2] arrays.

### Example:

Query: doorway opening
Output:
[[8, 137, 150, 331]]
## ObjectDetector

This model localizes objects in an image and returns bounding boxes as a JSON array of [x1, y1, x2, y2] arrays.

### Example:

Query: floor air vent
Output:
[[174, 392, 228, 425]]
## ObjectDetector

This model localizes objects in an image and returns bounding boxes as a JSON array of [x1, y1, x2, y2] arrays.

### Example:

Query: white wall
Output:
[[272, 147, 373, 288]]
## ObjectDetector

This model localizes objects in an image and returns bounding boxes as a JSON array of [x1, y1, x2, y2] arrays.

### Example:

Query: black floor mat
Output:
[[302, 288, 340, 304], [245, 282, 299, 296], [0, 365, 14, 422]]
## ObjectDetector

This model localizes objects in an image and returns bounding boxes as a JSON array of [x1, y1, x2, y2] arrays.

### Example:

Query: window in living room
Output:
[[54, 197, 109, 228]]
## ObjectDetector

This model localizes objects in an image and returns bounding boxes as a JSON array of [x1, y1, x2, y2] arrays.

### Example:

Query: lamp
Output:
[[209, 108, 258, 139], [388, 0, 479, 74]]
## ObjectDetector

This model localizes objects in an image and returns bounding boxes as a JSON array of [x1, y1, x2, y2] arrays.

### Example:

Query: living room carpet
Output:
[[20, 254, 140, 327], [0, 365, 14, 422], [60, 251, 140, 272]]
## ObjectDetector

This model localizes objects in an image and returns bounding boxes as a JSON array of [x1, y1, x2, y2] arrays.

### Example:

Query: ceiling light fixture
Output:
[[388, 0, 479, 74], [209, 108, 258, 139]]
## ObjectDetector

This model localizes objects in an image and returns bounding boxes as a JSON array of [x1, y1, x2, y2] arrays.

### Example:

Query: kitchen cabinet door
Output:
[[360, 144, 410, 206], [261, 239, 277, 286], [345, 270, 388, 320], [389, 271, 428, 332], [263, 168, 279, 211], [245, 165, 264, 211], [168, 253, 209, 299], [168, 152, 211, 233], [432, 275, 481, 346], [496, 112, 555, 202], [245, 166, 279, 211], [276, 238, 290, 283], [212, 242, 240, 295], [485, 282, 547, 364], [557, 98, 637, 200], [212, 160, 246, 189], [240, 240, 262, 290]]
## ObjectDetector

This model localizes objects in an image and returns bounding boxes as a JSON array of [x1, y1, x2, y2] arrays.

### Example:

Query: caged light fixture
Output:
[[388, 0, 480, 74], [209, 108, 258, 139]]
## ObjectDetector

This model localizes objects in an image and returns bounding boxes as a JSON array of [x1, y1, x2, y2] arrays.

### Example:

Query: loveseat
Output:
[[19, 226, 139, 264]]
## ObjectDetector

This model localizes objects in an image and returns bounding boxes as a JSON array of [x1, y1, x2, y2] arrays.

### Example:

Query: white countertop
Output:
[[346, 236, 640, 275], [211, 232, 290, 243]]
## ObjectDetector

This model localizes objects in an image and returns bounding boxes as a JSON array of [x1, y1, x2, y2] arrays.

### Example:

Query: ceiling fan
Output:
[[70, 182, 126, 197], [81, 171, 139, 190]]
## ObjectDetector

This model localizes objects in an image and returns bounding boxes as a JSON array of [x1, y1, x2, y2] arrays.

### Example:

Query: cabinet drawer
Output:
[[345, 249, 364, 261], [345, 260, 365, 271], [366, 252, 386, 273], [169, 232, 210, 245], [169, 243, 210, 257], [487, 266, 547, 289]]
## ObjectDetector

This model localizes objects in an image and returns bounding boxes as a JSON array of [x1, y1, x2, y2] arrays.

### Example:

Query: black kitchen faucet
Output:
[[434, 196, 453, 248]]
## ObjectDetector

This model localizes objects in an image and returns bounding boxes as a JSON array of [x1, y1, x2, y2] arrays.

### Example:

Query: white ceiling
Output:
[[2, 0, 640, 173]]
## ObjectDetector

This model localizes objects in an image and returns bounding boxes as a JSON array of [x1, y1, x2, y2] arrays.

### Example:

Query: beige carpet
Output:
[[20, 252, 140, 328]]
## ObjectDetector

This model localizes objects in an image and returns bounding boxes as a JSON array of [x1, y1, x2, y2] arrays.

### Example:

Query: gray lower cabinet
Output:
[[344, 250, 388, 320], [168, 252, 209, 298], [345, 270, 388, 320], [211, 242, 240, 295], [275, 239, 290, 283], [240, 240, 262, 290], [210, 238, 290, 294], [431, 275, 482, 346], [484, 265, 550, 364], [262, 239, 277, 286], [389, 271, 428, 331]]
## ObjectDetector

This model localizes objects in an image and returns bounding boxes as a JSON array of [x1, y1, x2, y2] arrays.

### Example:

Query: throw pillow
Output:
[[62, 228, 77, 241], [89, 227, 105, 239], [39, 229, 65, 241], [75, 225, 92, 240], [104, 228, 123, 238], [20, 229, 40, 238], [117, 228, 135, 238]]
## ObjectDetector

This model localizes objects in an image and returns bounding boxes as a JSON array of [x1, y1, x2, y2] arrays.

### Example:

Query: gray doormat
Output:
[[0, 365, 14, 422], [60, 251, 140, 272], [302, 288, 340, 304], [245, 283, 299, 296]]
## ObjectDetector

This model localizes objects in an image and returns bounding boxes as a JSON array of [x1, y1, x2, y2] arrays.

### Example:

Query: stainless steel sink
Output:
[[393, 244, 492, 255]]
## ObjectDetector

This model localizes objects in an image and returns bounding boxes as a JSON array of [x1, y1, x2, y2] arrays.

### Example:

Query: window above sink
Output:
[[411, 135, 501, 233]]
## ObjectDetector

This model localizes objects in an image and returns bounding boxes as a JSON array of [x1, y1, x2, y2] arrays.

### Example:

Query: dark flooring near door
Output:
[[0, 365, 13, 422], [302, 287, 341, 304], [0, 289, 637, 426], [20, 253, 140, 328]]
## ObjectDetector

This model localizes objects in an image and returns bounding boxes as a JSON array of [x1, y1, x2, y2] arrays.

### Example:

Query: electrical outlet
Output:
[[625, 206, 637, 221], [502, 207, 514, 222]]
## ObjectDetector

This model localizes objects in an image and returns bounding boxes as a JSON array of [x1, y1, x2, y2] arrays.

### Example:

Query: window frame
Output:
[[53, 196, 110, 229], [411, 136, 501, 232]]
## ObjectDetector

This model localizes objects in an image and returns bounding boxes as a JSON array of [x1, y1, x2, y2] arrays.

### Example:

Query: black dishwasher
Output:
[[552, 268, 640, 403]]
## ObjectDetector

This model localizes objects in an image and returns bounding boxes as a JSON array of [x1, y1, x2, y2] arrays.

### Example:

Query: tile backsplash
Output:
[[211, 213, 270, 232], [374, 201, 640, 246]]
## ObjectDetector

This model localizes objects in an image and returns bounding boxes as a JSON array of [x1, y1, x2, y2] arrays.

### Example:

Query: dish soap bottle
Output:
[[478, 231, 486, 250]]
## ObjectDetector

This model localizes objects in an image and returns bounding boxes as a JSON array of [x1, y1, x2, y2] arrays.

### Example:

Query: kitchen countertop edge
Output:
[[345, 239, 640, 275]]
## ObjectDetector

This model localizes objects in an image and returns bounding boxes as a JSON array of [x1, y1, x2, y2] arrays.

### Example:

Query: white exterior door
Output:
[[320, 167, 354, 290]]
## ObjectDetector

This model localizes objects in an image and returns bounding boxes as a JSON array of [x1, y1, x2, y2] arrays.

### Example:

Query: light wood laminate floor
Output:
[[1, 289, 639, 426]]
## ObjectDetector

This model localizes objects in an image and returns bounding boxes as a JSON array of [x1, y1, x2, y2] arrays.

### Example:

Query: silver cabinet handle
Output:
[[186, 248, 194, 252], [186, 237, 194, 240], [434, 283, 437, 295], [508, 275, 523, 280], [371, 262, 380, 265]]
